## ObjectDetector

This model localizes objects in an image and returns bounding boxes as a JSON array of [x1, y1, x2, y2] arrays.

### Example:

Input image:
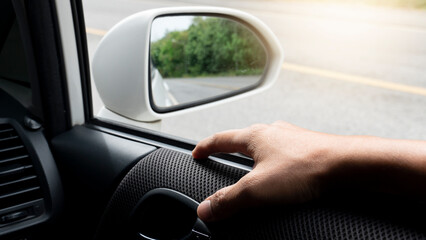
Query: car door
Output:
[[2, 0, 425, 239]]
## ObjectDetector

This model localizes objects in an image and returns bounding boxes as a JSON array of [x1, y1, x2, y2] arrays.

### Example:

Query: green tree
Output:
[[151, 16, 266, 78]]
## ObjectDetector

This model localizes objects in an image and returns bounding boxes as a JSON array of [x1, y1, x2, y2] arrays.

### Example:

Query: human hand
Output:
[[192, 121, 341, 222]]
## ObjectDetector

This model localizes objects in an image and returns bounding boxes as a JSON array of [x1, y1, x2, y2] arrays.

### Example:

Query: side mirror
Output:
[[93, 7, 283, 122]]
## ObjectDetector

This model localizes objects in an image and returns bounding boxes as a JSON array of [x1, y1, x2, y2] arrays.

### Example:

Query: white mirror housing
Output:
[[92, 7, 284, 122]]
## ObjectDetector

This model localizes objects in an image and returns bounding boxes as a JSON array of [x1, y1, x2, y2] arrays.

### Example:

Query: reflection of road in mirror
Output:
[[165, 76, 259, 105]]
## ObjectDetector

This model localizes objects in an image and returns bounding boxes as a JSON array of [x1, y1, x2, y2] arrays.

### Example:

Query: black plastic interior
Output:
[[51, 125, 157, 237], [0, 92, 63, 238]]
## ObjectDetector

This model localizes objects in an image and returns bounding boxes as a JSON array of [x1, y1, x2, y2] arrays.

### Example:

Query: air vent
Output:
[[0, 124, 43, 211]]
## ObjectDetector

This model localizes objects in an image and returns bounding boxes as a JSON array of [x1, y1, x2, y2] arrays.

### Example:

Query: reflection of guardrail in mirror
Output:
[[150, 15, 267, 109]]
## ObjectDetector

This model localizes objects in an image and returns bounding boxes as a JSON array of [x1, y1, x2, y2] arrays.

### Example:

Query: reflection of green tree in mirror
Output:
[[151, 16, 266, 78]]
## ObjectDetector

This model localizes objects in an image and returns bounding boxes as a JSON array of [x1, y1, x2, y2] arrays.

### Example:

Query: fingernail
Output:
[[198, 200, 213, 221], [192, 150, 199, 159]]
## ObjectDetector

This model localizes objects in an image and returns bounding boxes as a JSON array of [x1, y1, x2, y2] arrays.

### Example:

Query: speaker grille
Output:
[[97, 148, 426, 240]]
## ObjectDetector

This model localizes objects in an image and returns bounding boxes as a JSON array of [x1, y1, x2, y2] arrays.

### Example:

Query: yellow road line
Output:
[[282, 63, 426, 97], [167, 92, 179, 105], [86, 27, 107, 36]]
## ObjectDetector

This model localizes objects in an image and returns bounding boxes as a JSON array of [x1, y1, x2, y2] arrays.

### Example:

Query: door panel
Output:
[[52, 125, 156, 194], [94, 148, 426, 240], [50, 126, 157, 237]]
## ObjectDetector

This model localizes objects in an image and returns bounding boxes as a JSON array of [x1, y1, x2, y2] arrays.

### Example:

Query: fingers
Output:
[[197, 181, 253, 222], [192, 129, 249, 159]]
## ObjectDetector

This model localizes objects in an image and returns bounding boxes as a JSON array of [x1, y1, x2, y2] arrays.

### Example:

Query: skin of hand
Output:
[[192, 121, 426, 222]]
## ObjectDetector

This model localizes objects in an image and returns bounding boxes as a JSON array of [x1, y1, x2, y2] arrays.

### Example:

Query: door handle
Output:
[[131, 188, 211, 240]]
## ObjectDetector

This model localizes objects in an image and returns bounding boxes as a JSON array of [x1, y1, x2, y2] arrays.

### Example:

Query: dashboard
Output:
[[0, 89, 62, 239]]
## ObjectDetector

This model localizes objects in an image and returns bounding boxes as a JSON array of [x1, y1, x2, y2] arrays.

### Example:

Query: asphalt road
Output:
[[164, 76, 260, 105], [83, 0, 426, 141]]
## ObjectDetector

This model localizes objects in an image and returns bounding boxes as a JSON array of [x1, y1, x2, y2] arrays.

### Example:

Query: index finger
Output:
[[192, 129, 250, 159]]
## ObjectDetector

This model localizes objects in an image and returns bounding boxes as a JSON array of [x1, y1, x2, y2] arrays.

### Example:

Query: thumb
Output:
[[197, 183, 250, 222]]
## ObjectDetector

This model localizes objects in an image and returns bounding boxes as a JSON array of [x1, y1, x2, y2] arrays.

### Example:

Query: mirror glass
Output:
[[150, 15, 267, 109]]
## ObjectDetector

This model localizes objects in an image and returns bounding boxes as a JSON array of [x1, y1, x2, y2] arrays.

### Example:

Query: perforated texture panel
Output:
[[96, 148, 426, 240]]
